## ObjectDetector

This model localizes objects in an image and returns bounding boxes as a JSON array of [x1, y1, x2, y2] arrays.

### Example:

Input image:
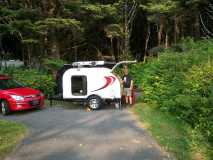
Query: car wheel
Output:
[[87, 96, 102, 110], [1, 100, 10, 116]]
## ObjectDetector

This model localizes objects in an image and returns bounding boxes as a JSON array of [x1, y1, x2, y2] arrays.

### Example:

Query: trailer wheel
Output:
[[87, 96, 102, 110], [1, 100, 10, 116]]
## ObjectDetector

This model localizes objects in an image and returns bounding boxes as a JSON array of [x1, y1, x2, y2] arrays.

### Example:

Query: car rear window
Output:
[[0, 79, 24, 90]]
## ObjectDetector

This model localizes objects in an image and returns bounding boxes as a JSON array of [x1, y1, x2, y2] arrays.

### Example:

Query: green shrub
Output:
[[183, 64, 213, 143], [1, 68, 55, 96], [129, 39, 213, 146], [42, 58, 66, 71]]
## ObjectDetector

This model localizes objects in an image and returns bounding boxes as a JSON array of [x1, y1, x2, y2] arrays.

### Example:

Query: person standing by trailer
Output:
[[122, 65, 133, 105]]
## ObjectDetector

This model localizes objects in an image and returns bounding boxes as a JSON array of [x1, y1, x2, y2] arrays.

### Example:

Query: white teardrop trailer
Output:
[[50, 61, 136, 110]]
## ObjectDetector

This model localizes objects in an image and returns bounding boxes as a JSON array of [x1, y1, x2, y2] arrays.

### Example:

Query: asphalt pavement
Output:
[[0, 106, 173, 160]]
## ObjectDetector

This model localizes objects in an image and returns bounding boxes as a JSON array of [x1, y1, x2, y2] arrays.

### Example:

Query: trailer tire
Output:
[[87, 95, 102, 110]]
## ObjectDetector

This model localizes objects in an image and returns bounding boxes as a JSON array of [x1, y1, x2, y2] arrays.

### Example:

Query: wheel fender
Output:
[[87, 95, 102, 102]]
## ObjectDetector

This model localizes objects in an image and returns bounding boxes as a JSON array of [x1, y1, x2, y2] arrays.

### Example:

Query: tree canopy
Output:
[[0, 0, 212, 65]]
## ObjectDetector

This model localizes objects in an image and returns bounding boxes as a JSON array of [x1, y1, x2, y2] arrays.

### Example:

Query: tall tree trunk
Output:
[[97, 48, 103, 60], [174, 15, 180, 44], [117, 39, 120, 61], [24, 0, 32, 8], [113, 38, 119, 62], [124, 0, 128, 57], [40, 0, 61, 17], [27, 45, 31, 68], [180, 16, 184, 39], [50, 31, 60, 59], [194, 12, 201, 39], [51, 40, 60, 59], [144, 24, 150, 62], [158, 16, 164, 46], [165, 31, 169, 49], [110, 37, 114, 58]]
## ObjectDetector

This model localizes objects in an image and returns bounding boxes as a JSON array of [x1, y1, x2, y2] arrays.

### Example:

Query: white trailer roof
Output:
[[69, 60, 137, 71], [72, 61, 104, 67]]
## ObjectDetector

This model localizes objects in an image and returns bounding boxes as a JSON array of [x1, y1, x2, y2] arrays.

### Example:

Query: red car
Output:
[[0, 75, 45, 115]]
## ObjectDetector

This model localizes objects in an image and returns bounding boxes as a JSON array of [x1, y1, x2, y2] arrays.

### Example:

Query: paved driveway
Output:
[[1, 106, 172, 160]]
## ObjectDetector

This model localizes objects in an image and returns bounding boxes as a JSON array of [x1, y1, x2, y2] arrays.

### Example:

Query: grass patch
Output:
[[0, 120, 27, 160], [133, 103, 212, 160]]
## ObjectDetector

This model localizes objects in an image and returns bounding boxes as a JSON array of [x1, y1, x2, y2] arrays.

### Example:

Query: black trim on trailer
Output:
[[49, 95, 121, 109], [49, 95, 88, 107]]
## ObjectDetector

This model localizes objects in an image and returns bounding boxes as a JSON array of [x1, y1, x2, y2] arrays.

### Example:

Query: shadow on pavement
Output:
[[2, 101, 133, 117]]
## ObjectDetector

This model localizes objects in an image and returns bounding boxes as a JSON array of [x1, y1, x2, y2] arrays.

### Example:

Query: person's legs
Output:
[[126, 88, 132, 105], [125, 96, 129, 104], [129, 96, 133, 105], [124, 88, 129, 104]]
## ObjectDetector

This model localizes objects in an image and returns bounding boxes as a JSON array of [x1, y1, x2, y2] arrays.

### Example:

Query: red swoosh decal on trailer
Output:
[[92, 76, 116, 92]]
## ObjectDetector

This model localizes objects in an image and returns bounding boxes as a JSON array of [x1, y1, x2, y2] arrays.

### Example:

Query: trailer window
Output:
[[71, 76, 87, 96]]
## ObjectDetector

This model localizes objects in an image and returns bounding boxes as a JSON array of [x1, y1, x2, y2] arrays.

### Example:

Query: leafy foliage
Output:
[[104, 24, 124, 39], [1, 68, 55, 96], [35, 18, 82, 31], [140, 0, 179, 13], [42, 58, 67, 71], [1, 0, 212, 63], [130, 39, 213, 147]]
